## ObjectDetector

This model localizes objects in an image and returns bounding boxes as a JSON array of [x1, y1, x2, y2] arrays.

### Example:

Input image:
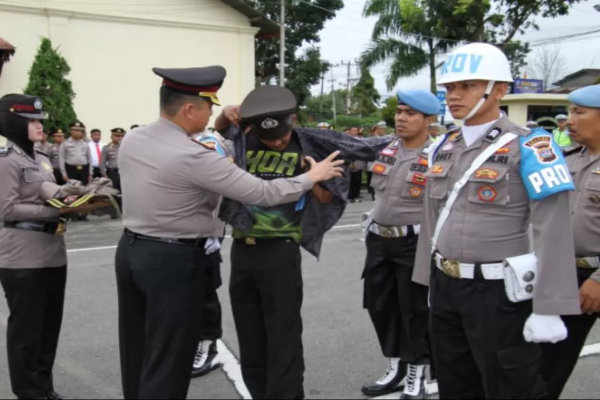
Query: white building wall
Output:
[[0, 0, 258, 144]]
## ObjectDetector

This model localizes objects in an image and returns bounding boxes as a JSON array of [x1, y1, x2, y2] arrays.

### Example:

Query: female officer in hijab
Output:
[[0, 94, 102, 400]]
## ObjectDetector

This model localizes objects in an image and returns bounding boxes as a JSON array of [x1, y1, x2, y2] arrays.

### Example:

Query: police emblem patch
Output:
[[409, 187, 422, 197], [495, 147, 511, 154], [260, 118, 279, 129], [372, 164, 386, 175], [40, 161, 52, 172], [474, 168, 499, 180], [523, 136, 558, 163], [192, 138, 217, 151], [430, 164, 444, 174], [477, 186, 498, 202]]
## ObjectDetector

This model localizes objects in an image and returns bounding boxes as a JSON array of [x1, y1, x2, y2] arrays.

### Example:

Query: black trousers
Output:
[[363, 233, 430, 364], [65, 164, 89, 185], [199, 259, 223, 342], [540, 267, 599, 399], [430, 266, 546, 399], [365, 171, 375, 197], [229, 238, 304, 399], [349, 171, 362, 199], [52, 168, 65, 185], [115, 233, 210, 399], [0, 266, 67, 400], [92, 167, 102, 179], [106, 168, 121, 191]]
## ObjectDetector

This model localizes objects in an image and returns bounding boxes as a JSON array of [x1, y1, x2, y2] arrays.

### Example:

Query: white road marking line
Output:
[[66, 224, 362, 253], [372, 343, 600, 399], [216, 339, 252, 399]]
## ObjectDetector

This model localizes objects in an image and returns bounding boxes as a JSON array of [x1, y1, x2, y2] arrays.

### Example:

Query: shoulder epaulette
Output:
[[0, 147, 11, 157], [563, 146, 584, 157], [35, 149, 48, 156]]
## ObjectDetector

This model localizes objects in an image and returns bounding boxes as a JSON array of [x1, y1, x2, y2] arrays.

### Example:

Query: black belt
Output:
[[107, 168, 119, 172], [234, 236, 295, 246], [4, 220, 67, 236], [124, 228, 207, 247], [66, 164, 88, 171]]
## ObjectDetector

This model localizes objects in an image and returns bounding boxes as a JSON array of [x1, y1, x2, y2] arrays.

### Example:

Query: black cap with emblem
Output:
[[152, 66, 226, 106], [69, 121, 86, 130], [111, 127, 126, 135], [0, 94, 46, 120], [240, 85, 297, 141]]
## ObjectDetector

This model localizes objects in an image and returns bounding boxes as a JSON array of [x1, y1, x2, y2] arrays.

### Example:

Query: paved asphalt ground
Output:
[[0, 199, 598, 399]]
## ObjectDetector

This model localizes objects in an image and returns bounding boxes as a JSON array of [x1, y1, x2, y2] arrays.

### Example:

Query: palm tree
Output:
[[360, 0, 467, 93]]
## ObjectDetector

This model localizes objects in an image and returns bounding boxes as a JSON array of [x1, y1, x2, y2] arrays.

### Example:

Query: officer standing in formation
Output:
[[59, 121, 92, 185], [412, 43, 580, 399], [115, 66, 344, 399], [47, 129, 65, 185], [361, 89, 439, 399], [540, 84, 600, 399], [34, 131, 51, 153], [100, 127, 125, 191], [0, 94, 105, 400]]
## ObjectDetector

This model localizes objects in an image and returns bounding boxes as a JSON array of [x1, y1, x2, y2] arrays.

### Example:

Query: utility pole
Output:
[[341, 60, 359, 114], [279, 0, 285, 86], [319, 70, 326, 115], [328, 69, 337, 124]]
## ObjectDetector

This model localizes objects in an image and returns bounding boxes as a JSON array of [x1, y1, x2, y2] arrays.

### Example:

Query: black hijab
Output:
[[0, 94, 47, 158]]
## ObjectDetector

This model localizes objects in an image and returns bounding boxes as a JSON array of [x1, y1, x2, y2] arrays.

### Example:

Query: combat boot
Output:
[[361, 358, 407, 396], [400, 364, 427, 399]]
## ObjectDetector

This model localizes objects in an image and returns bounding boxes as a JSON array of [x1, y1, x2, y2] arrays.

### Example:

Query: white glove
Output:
[[523, 313, 567, 343], [204, 237, 221, 255], [361, 210, 373, 240]]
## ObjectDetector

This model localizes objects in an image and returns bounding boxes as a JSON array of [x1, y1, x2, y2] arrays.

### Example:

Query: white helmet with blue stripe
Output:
[[438, 42, 513, 121]]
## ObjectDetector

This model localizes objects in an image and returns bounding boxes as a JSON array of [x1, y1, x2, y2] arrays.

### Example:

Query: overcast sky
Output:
[[312, 0, 600, 100]]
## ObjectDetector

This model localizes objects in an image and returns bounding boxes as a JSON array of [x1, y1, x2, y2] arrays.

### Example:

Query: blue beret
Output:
[[568, 84, 600, 109], [396, 90, 441, 115]]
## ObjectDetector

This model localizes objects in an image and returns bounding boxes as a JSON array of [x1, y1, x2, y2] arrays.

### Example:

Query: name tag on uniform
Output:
[[380, 147, 398, 157]]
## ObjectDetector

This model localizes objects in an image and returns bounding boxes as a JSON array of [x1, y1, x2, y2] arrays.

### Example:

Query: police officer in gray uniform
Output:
[[100, 127, 125, 191], [412, 43, 580, 399], [540, 84, 600, 399], [59, 121, 92, 185], [361, 89, 439, 399], [0, 94, 104, 400], [115, 66, 344, 400], [47, 129, 65, 185]]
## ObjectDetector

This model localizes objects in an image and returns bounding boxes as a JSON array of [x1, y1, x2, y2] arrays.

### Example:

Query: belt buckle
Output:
[[441, 258, 461, 279], [54, 222, 67, 236], [245, 237, 256, 245], [379, 227, 396, 238], [76, 165, 83, 171], [576, 258, 592, 269]]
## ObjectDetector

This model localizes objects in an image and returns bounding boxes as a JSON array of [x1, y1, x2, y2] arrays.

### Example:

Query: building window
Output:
[[527, 105, 568, 131]]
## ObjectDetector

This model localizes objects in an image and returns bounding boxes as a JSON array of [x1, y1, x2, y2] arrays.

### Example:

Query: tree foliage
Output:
[[380, 96, 398, 127], [246, 0, 343, 106], [527, 46, 567, 90], [24, 38, 77, 136], [352, 65, 380, 116]]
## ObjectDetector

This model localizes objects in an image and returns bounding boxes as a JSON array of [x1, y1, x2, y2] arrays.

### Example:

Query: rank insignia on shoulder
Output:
[[0, 147, 10, 157], [485, 128, 502, 141]]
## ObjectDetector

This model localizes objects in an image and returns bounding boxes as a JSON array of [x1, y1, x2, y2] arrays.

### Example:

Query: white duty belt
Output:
[[369, 221, 421, 238], [434, 253, 504, 280]]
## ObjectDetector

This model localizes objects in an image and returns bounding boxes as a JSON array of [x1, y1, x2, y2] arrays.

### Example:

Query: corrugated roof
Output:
[[219, 0, 279, 37], [553, 68, 600, 87]]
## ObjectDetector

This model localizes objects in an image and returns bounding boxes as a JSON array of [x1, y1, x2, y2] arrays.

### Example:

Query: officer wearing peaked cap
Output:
[[100, 128, 125, 193], [59, 120, 92, 186], [540, 84, 600, 399], [48, 129, 66, 184], [412, 43, 579, 399], [115, 67, 344, 399], [361, 89, 439, 399]]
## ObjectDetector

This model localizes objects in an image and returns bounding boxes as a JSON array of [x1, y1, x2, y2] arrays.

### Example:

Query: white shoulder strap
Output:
[[430, 132, 519, 254]]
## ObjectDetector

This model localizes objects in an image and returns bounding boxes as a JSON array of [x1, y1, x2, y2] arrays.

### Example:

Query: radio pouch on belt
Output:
[[503, 253, 538, 303]]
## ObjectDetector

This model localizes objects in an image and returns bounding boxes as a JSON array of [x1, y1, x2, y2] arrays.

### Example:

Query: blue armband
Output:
[[519, 129, 575, 200]]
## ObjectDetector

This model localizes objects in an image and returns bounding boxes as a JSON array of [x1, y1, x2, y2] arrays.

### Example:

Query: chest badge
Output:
[[475, 168, 499, 180], [477, 186, 498, 202], [409, 187, 423, 197], [372, 164, 387, 175], [523, 136, 558, 164], [380, 147, 398, 157], [592, 168, 600, 175], [495, 147, 511, 154], [40, 161, 53, 172], [589, 194, 600, 204], [430, 164, 444, 174]]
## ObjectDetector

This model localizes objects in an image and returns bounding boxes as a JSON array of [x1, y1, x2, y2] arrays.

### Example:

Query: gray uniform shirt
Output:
[[118, 118, 314, 239], [35, 142, 51, 154], [47, 143, 61, 169], [370, 139, 431, 226], [413, 117, 580, 316], [59, 137, 93, 175], [100, 143, 120, 173], [0, 146, 66, 269], [567, 148, 600, 283]]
